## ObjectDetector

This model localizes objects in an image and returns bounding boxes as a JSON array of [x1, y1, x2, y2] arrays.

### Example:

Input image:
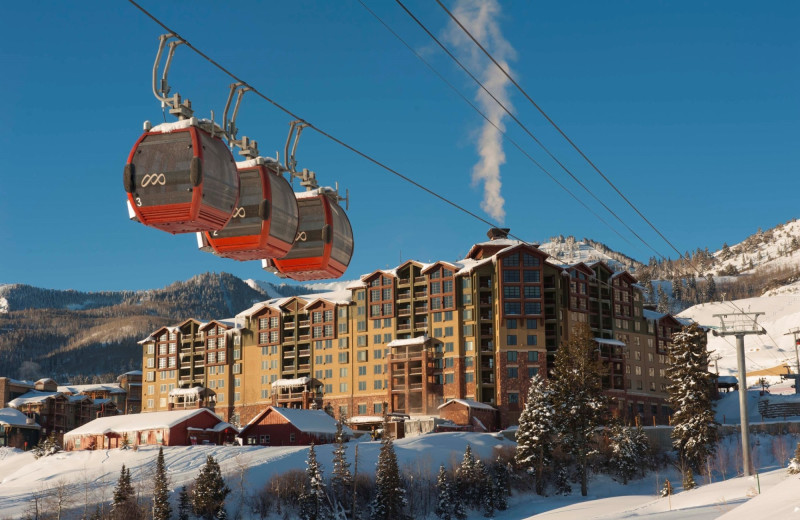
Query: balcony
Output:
[[397, 307, 411, 317], [414, 289, 428, 298], [397, 291, 411, 301], [298, 333, 311, 341], [479, 297, 492, 306], [398, 278, 411, 286], [397, 323, 411, 331], [415, 304, 428, 314], [481, 375, 495, 385], [284, 321, 296, 329], [298, 349, 311, 357], [414, 276, 427, 284]]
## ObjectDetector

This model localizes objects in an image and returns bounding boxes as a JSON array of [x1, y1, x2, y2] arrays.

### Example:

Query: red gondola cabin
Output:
[[264, 189, 353, 281], [203, 158, 299, 261], [124, 118, 239, 234]]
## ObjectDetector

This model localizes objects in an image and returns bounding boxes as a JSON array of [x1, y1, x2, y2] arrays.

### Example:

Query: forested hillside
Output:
[[0, 273, 325, 381]]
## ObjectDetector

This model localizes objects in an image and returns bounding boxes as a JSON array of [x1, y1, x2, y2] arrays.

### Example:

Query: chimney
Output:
[[487, 227, 510, 240]]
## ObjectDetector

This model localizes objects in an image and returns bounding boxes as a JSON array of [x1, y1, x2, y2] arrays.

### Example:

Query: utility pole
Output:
[[712, 312, 766, 476], [785, 327, 800, 394]]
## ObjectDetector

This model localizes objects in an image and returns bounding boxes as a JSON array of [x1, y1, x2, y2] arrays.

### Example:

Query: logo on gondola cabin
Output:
[[296, 231, 308, 242], [232, 207, 246, 218], [141, 173, 167, 187]]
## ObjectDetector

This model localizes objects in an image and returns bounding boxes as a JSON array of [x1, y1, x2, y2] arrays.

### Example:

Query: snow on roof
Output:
[[455, 257, 493, 275], [93, 398, 112, 405], [7, 390, 62, 407], [643, 309, 667, 321], [187, 421, 236, 433], [594, 337, 627, 347], [67, 395, 91, 403], [387, 336, 429, 347], [438, 399, 496, 411], [345, 279, 367, 289], [122, 371, 142, 376], [271, 377, 312, 389], [58, 383, 125, 395], [717, 376, 738, 384], [269, 407, 353, 436], [348, 415, 384, 424], [3, 379, 34, 388], [64, 409, 218, 438], [168, 387, 211, 398], [0, 408, 40, 429], [302, 289, 353, 309]]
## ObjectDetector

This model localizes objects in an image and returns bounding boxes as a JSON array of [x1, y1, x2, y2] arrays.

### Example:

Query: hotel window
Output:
[[270, 316, 279, 328], [259, 332, 269, 344], [445, 373, 454, 384], [503, 286, 520, 298], [339, 383, 348, 392], [507, 351, 518, 362], [522, 254, 540, 267], [358, 381, 367, 391], [503, 270, 520, 283], [526, 319, 538, 329], [465, 340, 474, 351], [358, 404, 367, 414], [527, 335, 537, 346], [524, 303, 541, 315], [523, 286, 541, 298], [508, 367, 519, 378], [504, 302, 521, 315], [523, 270, 540, 283], [507, 335, 517, 346], [528, 367, 539, 378], [324, 310, 334, 322], [527, 351, 539, 362], [503, 255, 519, 267]]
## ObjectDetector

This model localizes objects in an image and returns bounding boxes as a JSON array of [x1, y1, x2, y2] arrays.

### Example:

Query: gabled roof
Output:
[[611, 270, 637, 283], [302, 290, 353, 310], [64, 408, 222, 437], [438, 399, 496, 412], [0, 408, 39, 429], [361, 269, 397, 282], [420, 260, 461, 274], [241, 406, 353, 437], [7, 390, 63, 408], [58, 383, 126, 395]]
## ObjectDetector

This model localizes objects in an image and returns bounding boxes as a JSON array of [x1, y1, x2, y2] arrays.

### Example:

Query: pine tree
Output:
[[369, 426, 408, 520], [478, 460, 494, 518], [667, 324, 717, 482], [671, 275, 683, 304], [177, 486, 191, 520], [192, 455, 231, 520], [550, 323, 608, 496], [788, 442, 800, 474], [434, 465, 454, 520], [490, 459, 510, 512], [330, 421, 353, 515], [660, 478, 672, 497], [153, 447, 172, 520], [683, 469, 697, 490], [455, 445, 479, 509], [608, 424, 650, 484], [657, 284, 670, 313], [647, 282, 656, 304], [111, 464, 137, 520], [554, 465, 571, 495], [514, 374, 554, 495], [300, 444, 330, 520]]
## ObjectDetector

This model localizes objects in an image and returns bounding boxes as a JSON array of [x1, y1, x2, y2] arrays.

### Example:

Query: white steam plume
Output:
[[445, 0, 515, 223]]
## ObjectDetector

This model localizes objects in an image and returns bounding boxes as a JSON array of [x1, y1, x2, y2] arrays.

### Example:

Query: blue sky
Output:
[[1, 1, 797, 291]]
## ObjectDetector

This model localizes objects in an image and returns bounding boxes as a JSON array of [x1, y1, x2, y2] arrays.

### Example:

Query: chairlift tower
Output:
[[784, 327, 800, 394], [712, 312, 766, 476]]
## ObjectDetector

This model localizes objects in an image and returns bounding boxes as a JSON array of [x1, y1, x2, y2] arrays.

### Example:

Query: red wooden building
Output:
[[63, 408, 236, 451], [238, 406, 352, 446], [437, 399, 498, 432]]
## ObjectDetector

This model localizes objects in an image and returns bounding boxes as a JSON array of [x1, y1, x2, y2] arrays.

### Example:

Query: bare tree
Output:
[[46, 478, 75, 520], [233, 451, 252, 520]]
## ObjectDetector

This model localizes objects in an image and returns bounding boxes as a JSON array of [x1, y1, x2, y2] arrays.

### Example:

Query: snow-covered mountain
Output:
[[678, 292, 800, 377], [712, 219, 800, 277], [537, 235, 643, 273]]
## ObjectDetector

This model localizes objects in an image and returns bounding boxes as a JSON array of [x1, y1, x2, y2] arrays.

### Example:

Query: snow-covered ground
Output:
[[4, 428, 800, 519], [679, 294, 800, 378]]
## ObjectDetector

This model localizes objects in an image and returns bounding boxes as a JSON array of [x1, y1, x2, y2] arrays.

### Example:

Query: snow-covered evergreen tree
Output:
[[660, 478, 673, 497], [330, 421, 352, 515], [667, 323, 717, 483], [32, 432, 62, 459], [788, 442, 800, 474], [551, 323, 608, 496], [191, 455, 231, 520], [369, 427, 408, 520], [434, 465, 457, 520], [490, 459, 510, 511], [455, 445, 480, 509], [478, 460, 494, 518], [300, 443, 331, 520], [554, 465, 571, 495], [657, 284, 670, 313], [111, 464, 137, 520], [153, 446, 172, 520], [514, 374, 554, 495], [608, 424, 650, 484], [177, 486, 191, 520]]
